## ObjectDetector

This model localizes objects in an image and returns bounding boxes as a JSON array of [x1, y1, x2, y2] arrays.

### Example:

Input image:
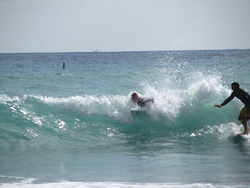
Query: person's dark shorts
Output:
[[238, 106, 250, 121]]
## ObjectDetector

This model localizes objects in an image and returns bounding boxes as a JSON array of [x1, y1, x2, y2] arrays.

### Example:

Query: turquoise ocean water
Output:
[[0, 50, 250, 187]]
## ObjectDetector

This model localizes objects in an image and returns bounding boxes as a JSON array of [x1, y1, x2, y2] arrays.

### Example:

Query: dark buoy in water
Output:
[[63, 62, 65, 69]]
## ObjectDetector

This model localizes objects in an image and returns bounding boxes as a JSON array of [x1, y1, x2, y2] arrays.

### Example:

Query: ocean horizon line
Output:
[[1, 48, 250, 55]]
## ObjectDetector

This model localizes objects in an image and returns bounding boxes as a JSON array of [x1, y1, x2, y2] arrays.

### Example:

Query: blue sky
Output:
[[0, 0, 250, 53]]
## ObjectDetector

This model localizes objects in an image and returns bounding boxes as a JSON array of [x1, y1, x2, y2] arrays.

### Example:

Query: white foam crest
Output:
[[35, 95, 130, 116], [0, 95, 46, 137], [191, 122, 240, 137], [1, 94, 134, 124], [209, 122, 250, 142], [0, 94, 21, 104], [139, 73, 230, 122], [185, 74, 230, 103], [0, 181, 238, 188], [142, 85, 183, 120], [188, 122, 250, 144]]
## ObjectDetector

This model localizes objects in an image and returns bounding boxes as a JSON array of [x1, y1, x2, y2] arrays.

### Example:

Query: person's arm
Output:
[[137, 98, 154, 107], [221, 92, 235, 106], [215, 92, 235, 108], [145, 98, 154, 103], [137, 98, 145, 107]]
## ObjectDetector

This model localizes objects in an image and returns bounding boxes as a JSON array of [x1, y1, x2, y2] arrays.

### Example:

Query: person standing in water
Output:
[[214, 82, 250, 135]]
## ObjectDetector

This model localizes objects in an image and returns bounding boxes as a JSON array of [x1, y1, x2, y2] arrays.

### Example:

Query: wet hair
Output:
[[131, 93, 138, 97], [231, 82, 240, 88]]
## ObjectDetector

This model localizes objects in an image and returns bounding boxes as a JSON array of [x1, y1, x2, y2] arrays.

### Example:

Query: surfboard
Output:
[[130, 109, 147, 114]]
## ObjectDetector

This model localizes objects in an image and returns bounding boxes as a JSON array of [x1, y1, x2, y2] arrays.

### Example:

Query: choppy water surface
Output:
[[1, 50, 250, 187]]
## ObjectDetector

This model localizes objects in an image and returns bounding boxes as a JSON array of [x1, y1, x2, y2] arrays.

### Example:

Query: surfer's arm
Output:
[[145, 98, 154, 103], [220, 93, 235, 107], [215, 92, 235, 108], [137, 98, 154, 107]]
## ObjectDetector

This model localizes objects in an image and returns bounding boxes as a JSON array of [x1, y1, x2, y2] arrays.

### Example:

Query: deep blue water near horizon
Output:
[[0, 50, 250, 187]]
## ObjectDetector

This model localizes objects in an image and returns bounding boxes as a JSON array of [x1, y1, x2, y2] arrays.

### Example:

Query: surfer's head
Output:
[[131, 92, 139, 103], [231, 82, 240, 91]]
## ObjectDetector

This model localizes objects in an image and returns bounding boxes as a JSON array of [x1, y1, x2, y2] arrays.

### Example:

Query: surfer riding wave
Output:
[[131, 92, 154, 108], [214, 82, 250, 135]]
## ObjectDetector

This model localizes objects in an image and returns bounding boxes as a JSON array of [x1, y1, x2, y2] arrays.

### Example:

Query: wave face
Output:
[[0, 79, 240, 152], [0, 50, 250, 185]]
